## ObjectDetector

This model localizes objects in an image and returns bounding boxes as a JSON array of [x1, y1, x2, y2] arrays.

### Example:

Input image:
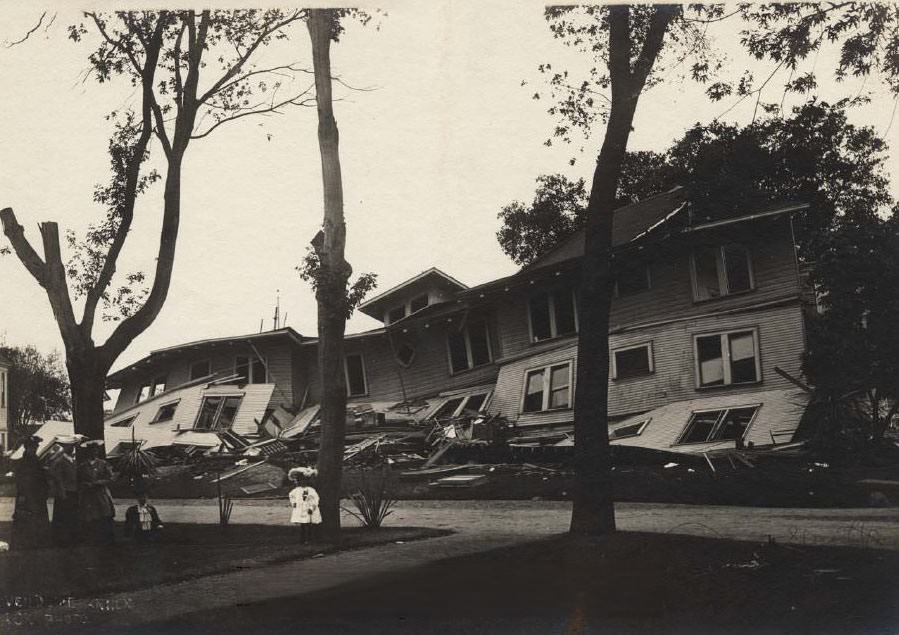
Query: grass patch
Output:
[[168, 531, 899, 634], [0, 522, 449, 605]]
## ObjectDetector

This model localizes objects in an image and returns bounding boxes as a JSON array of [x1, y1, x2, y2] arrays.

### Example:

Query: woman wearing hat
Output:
[[12, 436, 51, 550], [48, 437, 80, 546], [78, 441, 116, 545]]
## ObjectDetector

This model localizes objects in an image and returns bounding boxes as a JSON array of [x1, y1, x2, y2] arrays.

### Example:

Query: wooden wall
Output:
[[490, 301, 806, 427]]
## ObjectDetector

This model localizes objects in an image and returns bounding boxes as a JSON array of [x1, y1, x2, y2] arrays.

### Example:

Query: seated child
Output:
[[288, 467, 322, 544], [123, 493, 164, 542]]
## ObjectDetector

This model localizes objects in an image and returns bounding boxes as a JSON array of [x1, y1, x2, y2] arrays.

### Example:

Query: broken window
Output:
[[344, 354, 367, 396], [612, 343, 654, 380], [433, 397, 465, 420], [235, 356, 267, 384], [152, 375, 167, 396], [462, 392, 489, 413], [387, 305, 407, 324], [152, 400, 180, 424], [529, 287, 577, 342], [695, 329, 759, 388], [194, 395, 243, 431], [678, 406, 759, 444], [447, 319, 492, 374], [190, 360, 211, 381], [523, 362, 572, 413], [411, 294, 429, 313], [110, 415, 138, 428], [610, 418, 650, 440], [432, 391, 492, 420], [615, 264, 651, 297], [691, 244, 754, 301]]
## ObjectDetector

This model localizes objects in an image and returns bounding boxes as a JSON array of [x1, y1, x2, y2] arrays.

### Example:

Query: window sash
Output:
[[152, 400, 180, 423], [678, 406, 759, 444], [522, 361, 573, 412], [691, 245, 754, 301], [194, 395, 243, 431], [529, 288, 578, 342], [694, 329, 760, 388], [611, 342, 654, 380], [344, 354, 368, 396], [448, 321, 492, 374]]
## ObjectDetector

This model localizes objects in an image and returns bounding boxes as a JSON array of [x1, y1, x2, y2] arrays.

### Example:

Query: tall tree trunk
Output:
[[67, 352, 109, 452], [569, 5, 677, 536], [569, 93, 638, 536], [308, 9, 352, 539]]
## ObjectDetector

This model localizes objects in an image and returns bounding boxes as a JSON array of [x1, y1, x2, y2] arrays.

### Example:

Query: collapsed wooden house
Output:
[[42, 187, 814, 459]]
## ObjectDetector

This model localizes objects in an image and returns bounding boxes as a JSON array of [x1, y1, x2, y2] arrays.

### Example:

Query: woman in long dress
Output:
[[12, 436, 51, 550], [78, 442, 116, 545]]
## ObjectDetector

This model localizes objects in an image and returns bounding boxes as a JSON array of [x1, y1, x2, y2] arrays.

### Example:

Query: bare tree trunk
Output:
[[569, 5, 677, 536], [308, 9, 352, 539]]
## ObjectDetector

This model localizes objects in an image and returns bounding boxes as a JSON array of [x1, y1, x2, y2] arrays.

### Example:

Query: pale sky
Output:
[[0, 1, 896, 375]]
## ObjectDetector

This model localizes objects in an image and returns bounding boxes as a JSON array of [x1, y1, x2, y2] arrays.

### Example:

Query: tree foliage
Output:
[[0, 345, 71, 443], [498, 99, 893, 265]]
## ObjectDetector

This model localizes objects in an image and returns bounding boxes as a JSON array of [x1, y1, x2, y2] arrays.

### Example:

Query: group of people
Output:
[[11, 435, 163, 549]]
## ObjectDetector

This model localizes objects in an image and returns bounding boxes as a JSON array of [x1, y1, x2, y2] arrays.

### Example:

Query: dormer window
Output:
[[235, 356, 267, 384], [691, 244, 753, 301], [447, 319, 492, 373], [387, 305, 407, 324], [411, 294, 429, 313]]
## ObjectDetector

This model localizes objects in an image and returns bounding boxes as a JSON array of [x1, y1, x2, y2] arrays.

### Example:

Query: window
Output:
[[529, 287, 577, 342], [152, 375, 167, 396], [194, 395, 243, 431], [135, 384, 152, 404], [411, 294, 429, 313], [678, 406, 759, 444], [1, 371, 6, 409], [612, 343, 654, 380], [447, 319, 492, 373], [615, 264, 651, 297], [395, 343, 416, 368], [344, 354, 367, 397], [190, 360, 211, 381], [235, 356, 267, 384], [691, 244, 754, 301], [387, 305, 407, 324], [152, 400, 180, 424], [110, 415, 138, 428], [610, 419, 650, 440], [523, 362, 572, 413], [694, 329, 760, 388], [432, 391, 492, 420]]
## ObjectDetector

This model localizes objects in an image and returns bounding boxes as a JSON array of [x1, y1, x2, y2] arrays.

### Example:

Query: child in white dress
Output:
[[288, 467, 321, 543]]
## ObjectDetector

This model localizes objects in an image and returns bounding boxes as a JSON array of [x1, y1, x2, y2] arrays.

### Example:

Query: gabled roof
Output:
[[358, 267, 468, 320], [107, 327, 306, 387], [523, 186, 688, 272]]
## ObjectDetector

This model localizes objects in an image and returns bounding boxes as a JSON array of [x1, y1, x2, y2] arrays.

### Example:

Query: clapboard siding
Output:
[[488, 220, 801, 364], [105, 382, 275, 445], [302, 319, 500, 405], [609, 388, 810, 453], [490, 301, 806, 426], [113, 341, 299, 414]]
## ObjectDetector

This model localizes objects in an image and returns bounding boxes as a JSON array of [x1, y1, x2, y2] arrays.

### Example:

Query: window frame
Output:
[[527, 287, 579, 344], [151, 399, 181, 424], [110, 414, 138, 428], [676, 405, 761, 445], [193, 394, 244, 432], [692, 327, 762, 389], [1, 370, 6, 409], [446, 320, 493, 375], [235, 355, 267, 384], [521, 360, 574, 413], [189, 359, 212, 381], [433, 391, 493, 420], [387, 305, 407, 325], [344, 353, 368, 397], [609, 418, 651, 440], [395, 342, 416, 368], [614, 263, 652, 298], [611, 341, 655, 380], [690, 244, 755, 302], [410, 294, 430, 313]]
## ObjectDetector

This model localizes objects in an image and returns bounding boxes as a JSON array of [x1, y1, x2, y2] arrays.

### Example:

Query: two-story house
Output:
[[84, 186, 811, 457]]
